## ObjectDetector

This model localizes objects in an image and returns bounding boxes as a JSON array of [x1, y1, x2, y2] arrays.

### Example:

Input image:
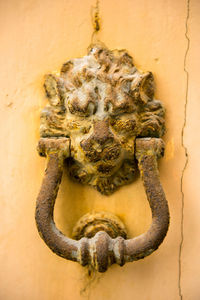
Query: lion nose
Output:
[[92, 119, 114, 145]]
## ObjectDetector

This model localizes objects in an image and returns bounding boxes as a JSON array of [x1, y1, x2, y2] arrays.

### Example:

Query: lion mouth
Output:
[[83, 143, 121, 164], [96, 162, 116, 175]]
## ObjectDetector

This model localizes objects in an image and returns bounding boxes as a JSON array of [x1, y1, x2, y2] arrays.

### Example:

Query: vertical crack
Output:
[[91, 0, 101, 43], [179, 0, 190, 299]]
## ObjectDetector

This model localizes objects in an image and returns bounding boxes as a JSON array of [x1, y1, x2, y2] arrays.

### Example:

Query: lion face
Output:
[[40, 43, 165, 194]]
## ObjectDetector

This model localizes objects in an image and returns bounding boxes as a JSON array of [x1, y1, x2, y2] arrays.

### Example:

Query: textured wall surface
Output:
[[0, 0, 199, 299]]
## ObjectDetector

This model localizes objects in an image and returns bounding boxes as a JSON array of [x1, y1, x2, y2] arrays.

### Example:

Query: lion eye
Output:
[[87, 102, 96, 115], [80, 125, 91, 134], [104, 101, 113, 113], [68, 98, 97, 117]]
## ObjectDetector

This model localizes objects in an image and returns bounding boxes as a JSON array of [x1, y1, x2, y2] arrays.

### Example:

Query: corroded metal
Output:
[[40, 43, 165, 195], [36, 44, 169, 272], [35, 137, 169, 272], [72, 211, 127, 240]]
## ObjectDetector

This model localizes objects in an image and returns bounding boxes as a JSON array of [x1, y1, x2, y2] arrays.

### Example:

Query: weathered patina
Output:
[[40, 43, 165, 195], [36, 137, 169, 272], [35, 44, 169, 272]]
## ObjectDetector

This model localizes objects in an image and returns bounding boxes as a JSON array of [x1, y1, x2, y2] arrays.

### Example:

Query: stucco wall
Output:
[[0, 0, 199, 299]]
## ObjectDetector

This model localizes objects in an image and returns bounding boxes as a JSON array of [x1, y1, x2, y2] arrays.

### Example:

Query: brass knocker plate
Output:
[[35, 43, 169, 272]]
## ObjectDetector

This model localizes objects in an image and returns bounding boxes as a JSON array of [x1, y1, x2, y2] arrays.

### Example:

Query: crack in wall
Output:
[[91, 0, 100, 43], [179, 0, 190, 299]]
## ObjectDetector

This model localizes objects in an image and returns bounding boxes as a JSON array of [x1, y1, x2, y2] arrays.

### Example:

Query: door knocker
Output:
[[36, 43, 169, 272]]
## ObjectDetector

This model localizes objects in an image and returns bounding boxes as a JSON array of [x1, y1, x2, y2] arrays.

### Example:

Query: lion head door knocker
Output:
[[36, 43, 169, 272]]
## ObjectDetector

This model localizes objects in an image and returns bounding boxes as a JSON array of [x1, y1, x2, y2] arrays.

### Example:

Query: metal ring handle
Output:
[[35, 137, 169, 272]]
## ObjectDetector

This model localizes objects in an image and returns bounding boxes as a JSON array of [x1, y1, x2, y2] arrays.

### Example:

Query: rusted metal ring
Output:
[[72, 211, 127, 240], [35, 137, 169, 272]]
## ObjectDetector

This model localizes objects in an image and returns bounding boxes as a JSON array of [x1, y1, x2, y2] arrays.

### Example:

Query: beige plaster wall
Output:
[[0, 0, 199, 299]]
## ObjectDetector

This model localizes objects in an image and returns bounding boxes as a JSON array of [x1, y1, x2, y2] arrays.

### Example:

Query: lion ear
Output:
[[139, 72, 155, 103], [44, 74, 61, 106]]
